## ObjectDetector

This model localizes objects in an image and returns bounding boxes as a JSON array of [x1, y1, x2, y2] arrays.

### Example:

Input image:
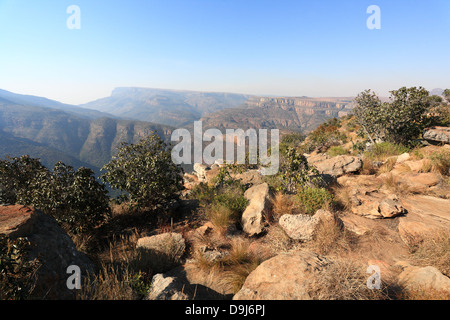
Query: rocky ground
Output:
[[1, 125, 449, 300]]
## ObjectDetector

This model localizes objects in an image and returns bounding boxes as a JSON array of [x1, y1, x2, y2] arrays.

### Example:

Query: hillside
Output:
[[81, 87, 252, 127], [0, 99, 174, 170]]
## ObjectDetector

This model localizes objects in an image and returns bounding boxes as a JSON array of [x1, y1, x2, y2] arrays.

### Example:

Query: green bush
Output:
[[0, 156, 110, 234], [297, 187, 334, 215], [0, 235, 40, 300], [101, 132, 184, 210]]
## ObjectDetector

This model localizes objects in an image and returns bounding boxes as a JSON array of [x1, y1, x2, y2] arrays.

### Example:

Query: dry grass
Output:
[[378, 157, 397, 174], [207, 204, 236, 236], [308, 257, 395, 300], [308, 214, 354, 256], [271, 192, 298, 218], [408, 232, 450, 277], [400, 287, 450, 300], [263, 224, 303, 254], [380, 173, 412, 196], [332, 185, 353, 211], [360, 158, 377, 175]]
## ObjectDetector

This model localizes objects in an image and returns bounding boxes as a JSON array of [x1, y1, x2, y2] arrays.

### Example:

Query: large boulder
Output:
[[231, 169, 264, 187], [241, 183, 271, 236], [308, 154, 362, 177], [233, 250, 329, 300], [423, 126, 450, 144], [279, 209, 337, 241], [0, 205, 94, 299], [396, 262, 450, 293], [136, 233, 186, 271]]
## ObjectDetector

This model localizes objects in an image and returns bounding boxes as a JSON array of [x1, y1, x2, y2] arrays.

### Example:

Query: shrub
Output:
[[297, 187, 334, 215], [0, 157, 110, 234], [101, 132, 184, 210], [306, 121, 347, 152], [278, 147, 321, 193], [0, 235, 40, 300]]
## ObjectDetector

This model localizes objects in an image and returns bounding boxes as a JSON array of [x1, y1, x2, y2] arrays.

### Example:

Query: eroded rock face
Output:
[[423, 126, 450, 144], [0, 205, 94, 299], [308, 154, 362, 177], [233, 250, 329, 300], [241, 183, 271, 236]]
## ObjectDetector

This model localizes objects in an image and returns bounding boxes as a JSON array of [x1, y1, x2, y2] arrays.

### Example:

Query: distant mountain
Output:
[[81, 87, 252, 127], [0, 98, 173, 170], [200, 96, 355, 133], [0, 89, 115, 120], [430, 88, 445, 96]]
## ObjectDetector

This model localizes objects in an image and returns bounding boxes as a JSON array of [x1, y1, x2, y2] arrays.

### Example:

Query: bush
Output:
[[306, 121, 347, 152], [0, 235, 40, 300], [297, 187, 334, 215], [278, 147, 321, 193], [0, 157, 110, 234], [101, 132, 184, 210]]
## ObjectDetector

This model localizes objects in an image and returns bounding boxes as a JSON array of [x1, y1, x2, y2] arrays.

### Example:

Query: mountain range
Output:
[[0, 86, 444, 174]]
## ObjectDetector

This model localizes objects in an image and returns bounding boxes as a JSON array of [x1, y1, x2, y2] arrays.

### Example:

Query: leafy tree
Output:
[[354, 90, 385, 144], [354, 87, 432, 146], [0, 156, 110, 234], [0, 156, 47, 205], [101, 132, 184, 210]]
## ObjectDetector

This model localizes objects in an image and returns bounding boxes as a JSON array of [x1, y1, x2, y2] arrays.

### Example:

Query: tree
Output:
[[0, 156, 110, 233], [354, 87, 432, 146], [353, 89, 385, 144], [101, 132, 184, 210]]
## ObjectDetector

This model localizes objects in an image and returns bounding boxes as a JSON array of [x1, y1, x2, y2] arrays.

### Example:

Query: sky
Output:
[[0, 0, 449, 105]]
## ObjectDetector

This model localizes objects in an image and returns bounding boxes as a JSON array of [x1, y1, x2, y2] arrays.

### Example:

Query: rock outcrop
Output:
[[0, 205, 94, 299], [308, 154, 362, 177], [423, 126, 450, 144], [396, 262, 450, 293], [279, 210, 337, 241], [241, 183, 271, 236], [233, 250, 329, 300]]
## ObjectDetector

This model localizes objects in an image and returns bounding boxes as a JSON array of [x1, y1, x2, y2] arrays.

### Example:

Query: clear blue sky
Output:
[[0, 0, 449, 104]]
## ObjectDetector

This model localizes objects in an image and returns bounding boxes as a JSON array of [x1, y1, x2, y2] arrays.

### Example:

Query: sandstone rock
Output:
[[308, 154, 362, 177], [423, 126, 450, 144], [232, 169, 264, 186], [350, 190, 407, 219], [233, 250, 329, 300], [278, 210, 335, 241], [137, 233, 186, 270], [241, 183, 271, 236], [405, 172, 440, 188], [398, 195, 450, 245], [193, 163, 210, 181], [396, 263, 450, 293], [147, 273, 190, 300], [396, 153, 411, 163], [0, 205, 94, 299]]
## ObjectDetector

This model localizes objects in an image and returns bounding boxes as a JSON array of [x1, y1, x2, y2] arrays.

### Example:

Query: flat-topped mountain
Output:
[[200, 96, 354, 133], [81, 87, 252, 127]]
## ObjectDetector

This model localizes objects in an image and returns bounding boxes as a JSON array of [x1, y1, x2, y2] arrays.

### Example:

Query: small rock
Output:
[[241, 183, 271, 236]]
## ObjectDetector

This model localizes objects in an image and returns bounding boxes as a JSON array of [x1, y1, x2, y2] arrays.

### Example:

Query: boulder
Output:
[[241, 183, 271, 236], [349, 189, 407, 219], [233, 250, 329, 300], [0, 205, 94, 299], [308, 154, 362, 177], [137, 233, 186, 271], [278, 210, 336, 241], [396, 262, 450, 293], [423, 126, 450, 144], [147, 273, 190, 300], [193, 163, 210, 181], [231, 169, 264, 186]]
